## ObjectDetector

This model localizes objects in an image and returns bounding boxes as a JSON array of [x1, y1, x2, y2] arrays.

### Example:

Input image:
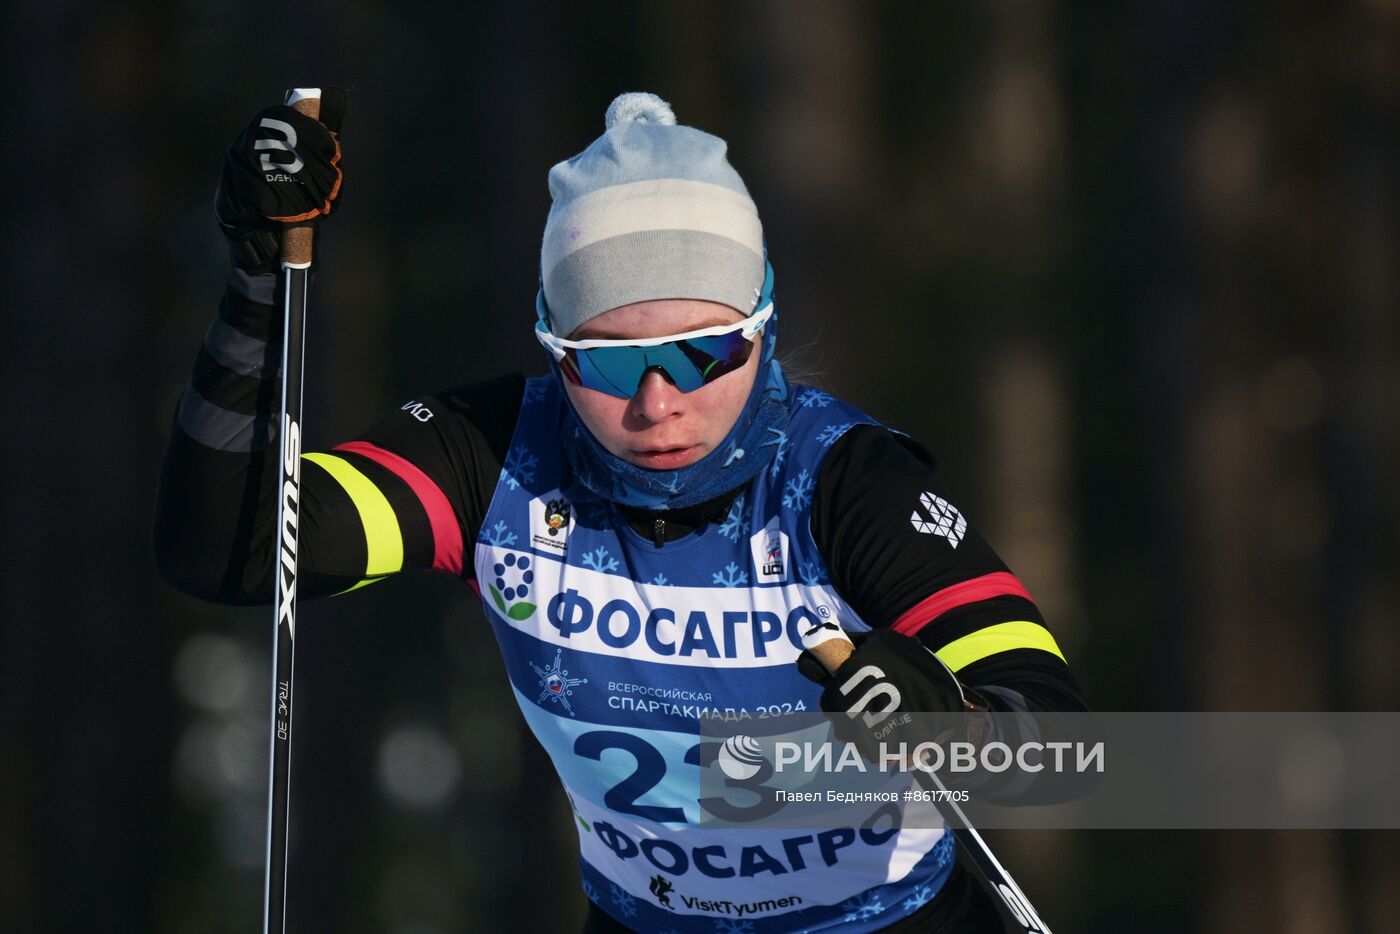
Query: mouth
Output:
[[630, 445, 700, 469]]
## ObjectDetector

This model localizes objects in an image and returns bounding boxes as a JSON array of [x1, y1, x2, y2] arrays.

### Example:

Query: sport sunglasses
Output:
[[535, 301, 773, 399]]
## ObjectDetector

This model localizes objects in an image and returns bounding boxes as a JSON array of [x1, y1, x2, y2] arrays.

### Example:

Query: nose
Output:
[[630, 368, 682, 423]]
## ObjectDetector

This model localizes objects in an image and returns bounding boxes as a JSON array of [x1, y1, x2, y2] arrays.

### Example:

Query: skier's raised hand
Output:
[[214, 87, 347, 273]]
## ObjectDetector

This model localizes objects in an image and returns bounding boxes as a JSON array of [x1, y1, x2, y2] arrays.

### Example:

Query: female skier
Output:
[[156, 91, 1088, 933]]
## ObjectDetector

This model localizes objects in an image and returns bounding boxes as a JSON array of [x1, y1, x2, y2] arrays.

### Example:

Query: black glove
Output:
[[798, 629, 984, 761], [215, 87, 347, 273]]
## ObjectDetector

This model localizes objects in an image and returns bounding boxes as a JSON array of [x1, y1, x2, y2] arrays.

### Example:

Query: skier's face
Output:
[[563, 299, 762, 471]]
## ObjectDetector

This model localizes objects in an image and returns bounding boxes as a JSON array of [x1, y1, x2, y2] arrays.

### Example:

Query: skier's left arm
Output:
[[808, 425, 1089, 718]]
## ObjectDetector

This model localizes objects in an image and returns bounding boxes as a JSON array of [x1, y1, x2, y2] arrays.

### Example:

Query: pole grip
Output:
[[280, 89, 321, 267], [800, 623, 855, 676]]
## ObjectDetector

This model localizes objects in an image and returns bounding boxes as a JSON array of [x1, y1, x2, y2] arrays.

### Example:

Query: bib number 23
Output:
[[573, 730, 785, 824]]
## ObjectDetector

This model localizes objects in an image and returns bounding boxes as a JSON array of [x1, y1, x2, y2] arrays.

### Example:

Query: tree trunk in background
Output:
[[1170, 4, 1399, 932], [1334, 8, 1400, 930], [2, 4, 176, 930], [973, 2, 1083, 922], [745, 0, 881, 402]]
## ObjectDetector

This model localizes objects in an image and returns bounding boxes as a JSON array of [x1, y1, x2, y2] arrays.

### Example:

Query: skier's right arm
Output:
[[153, 314, 520, 605], [154, 100, 519, 604]]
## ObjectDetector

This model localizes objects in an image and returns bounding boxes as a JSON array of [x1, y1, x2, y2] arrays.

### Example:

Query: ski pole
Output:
[[801, 626, 1052, 934], [264, 86, 321, 934]]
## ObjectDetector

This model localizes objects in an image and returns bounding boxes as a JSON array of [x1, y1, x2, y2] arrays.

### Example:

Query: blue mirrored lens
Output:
[[566, 329, 754, 398]]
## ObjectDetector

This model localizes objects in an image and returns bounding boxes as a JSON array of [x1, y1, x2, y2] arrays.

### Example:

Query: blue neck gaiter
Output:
[[554, 310, 789, 511]]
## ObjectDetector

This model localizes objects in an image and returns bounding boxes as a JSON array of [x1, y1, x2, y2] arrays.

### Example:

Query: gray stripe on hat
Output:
[[204, 317, 277, 376], [228, 268, 277, 304], [177, 385, 276, 452], [542, 178, 762, 276], [544, 230, 765, 337]]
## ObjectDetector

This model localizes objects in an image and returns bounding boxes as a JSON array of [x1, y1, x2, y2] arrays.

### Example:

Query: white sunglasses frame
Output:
[[534, 301, 773, 361]]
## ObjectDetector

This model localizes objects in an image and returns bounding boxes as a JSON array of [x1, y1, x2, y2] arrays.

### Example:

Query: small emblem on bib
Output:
[[530, 647, 588, 716], [749, 515, 789, 583], [531, 489, 574, 554]]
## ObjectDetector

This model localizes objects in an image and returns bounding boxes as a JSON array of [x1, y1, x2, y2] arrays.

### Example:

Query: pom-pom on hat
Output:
[[540, 92, 765, 338]]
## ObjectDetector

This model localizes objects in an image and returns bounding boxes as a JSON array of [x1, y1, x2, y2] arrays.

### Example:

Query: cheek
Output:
[[563, 382, 627, 438], [697, 351, 761, 432]]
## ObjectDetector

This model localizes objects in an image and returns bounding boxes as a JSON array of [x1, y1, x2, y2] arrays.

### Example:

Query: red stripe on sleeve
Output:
[[334, 440, 465, 576], [890, 571, 1033, 637]]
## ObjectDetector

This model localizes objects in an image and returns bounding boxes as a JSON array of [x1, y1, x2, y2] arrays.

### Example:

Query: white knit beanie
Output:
[[540, 92, 766, 337]]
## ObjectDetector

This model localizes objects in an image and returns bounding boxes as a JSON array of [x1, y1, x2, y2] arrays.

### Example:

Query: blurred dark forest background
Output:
[[4, 1, 1398, 932]]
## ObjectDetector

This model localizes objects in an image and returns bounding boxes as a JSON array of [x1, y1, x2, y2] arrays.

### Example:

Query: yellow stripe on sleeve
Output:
[[302, 452, 404, 577], [933, 620, 1066, 673]]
